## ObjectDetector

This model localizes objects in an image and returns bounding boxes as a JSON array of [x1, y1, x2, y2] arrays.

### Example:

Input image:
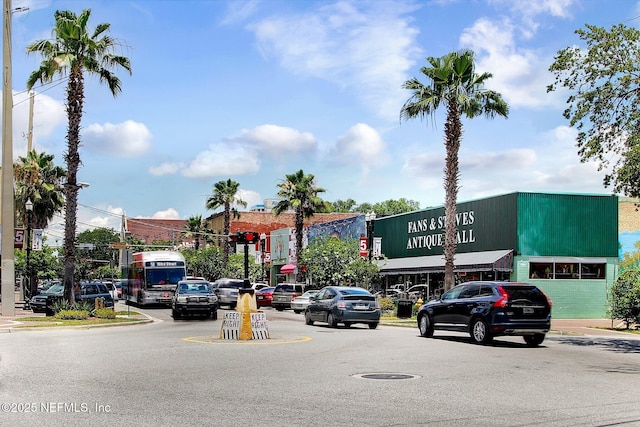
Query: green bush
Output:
[[51, 299, 71, 315], [55, 310, 89, 320], [73, 300, 96, 315], [378, 297, 395, 312], [608, 270, 640, 328], [95, 308, 116, 319]]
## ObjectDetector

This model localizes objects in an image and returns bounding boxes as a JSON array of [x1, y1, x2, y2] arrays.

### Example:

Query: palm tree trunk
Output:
[[223, 203, 231, 267], [62, 68, 85, 302], [295, 209, 304, 283], [443, 102, 462, 291]]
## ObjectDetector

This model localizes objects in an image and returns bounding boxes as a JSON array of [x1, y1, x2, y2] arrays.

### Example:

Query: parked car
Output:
[[271, 283, 305, 311], [407, 284, 430, 302], [290, 290, 319, 314], [104, 282, 119, 302], [78, 282, 115, 311], [30, 284, 64, 313], [171, 280, 218, 320], [256, 286, 275, 307], [417, 281, 552, 346], [305, 286, 381, 329], [212, 278, 245, 309], [35, 282, 115, 316]]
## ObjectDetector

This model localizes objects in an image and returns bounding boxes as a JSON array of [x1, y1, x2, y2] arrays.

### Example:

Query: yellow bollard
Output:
[[236, 292, 257, 340]]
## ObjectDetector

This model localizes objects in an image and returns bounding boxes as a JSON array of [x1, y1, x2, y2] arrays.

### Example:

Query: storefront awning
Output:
[[280, 263, 296, 274], [377, 249, 513, 275]]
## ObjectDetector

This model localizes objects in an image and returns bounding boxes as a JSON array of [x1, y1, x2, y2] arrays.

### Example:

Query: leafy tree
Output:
[[608, 270, 640, 329], [206, 179, 246, 268], [77, 228, 119, 262], [401, 50, 508, 291], [548, 24, 640, 198], [331, 198, 357, 213], [371, 198, 420, 216], [620, 241, 640, 274], [14, 149, 66, 229], [225, 253, 261, 282], [27, 9, 132, 302], [182, 247, 225, 280], [300, 235, 379, 289], [273, 170, 326, 282], [15, 244, 62, 284], [183, 215, 205, 250], [353, 202, 374, 214]]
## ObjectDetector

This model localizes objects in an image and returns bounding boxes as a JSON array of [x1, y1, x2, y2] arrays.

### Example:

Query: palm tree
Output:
[[205, 179, 247, 268], [14, 149, 66, 230], [26, 9, 132, 302], [183, 215, 204, 250], [401, 50, 508, 291], [273, 169, 326, 282]]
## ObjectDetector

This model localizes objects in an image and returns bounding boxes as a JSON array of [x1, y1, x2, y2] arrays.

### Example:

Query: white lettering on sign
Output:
[[406, 210, 476, 251]]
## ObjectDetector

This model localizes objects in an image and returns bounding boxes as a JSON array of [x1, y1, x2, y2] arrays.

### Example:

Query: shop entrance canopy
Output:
[[377, 249, 513, 275]]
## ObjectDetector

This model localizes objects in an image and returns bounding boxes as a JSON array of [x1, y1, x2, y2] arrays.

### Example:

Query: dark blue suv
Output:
[[417, 281, 552, 346]]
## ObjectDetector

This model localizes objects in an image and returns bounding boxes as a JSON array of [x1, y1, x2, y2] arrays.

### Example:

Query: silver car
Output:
[[290, 290, 319, 314], [212, 278, 245, 309]]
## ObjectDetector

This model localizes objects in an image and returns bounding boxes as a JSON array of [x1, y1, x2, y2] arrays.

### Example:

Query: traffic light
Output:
[[244, 232, 259, 244], [228, 231, 260, 244]]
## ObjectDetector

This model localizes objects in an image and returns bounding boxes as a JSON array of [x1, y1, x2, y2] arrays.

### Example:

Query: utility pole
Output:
[[27, 91, 33, 151], [1, 0, 15, 316]]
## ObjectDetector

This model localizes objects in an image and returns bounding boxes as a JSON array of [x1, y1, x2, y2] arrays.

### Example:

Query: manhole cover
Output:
[[353, 373, 420, 380]]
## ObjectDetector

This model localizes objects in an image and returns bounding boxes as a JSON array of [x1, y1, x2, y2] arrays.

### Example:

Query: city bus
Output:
[[122, 251, 187, 306]]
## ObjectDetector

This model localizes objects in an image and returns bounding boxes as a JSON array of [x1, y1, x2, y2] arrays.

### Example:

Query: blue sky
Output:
[[3, 0, 637, 244]]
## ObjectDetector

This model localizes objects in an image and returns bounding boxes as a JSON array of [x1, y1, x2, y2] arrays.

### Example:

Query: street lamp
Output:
[[25, 198, 33, 299], [365, 212, 376, 261]]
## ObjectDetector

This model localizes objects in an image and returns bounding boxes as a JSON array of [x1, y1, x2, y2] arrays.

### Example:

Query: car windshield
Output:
[[301, 291, 318, 298], [180, 283, 211, 293], [218, 281, 244, 289], [45, 284, 64, 294]]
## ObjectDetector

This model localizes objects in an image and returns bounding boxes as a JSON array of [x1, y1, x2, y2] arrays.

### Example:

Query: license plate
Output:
[[162, 292, 170, 298], [523, 307, 534, 314], [354, 304, 368, 310]]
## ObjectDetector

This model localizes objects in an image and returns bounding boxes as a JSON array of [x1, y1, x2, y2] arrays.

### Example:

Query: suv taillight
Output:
[[493, 285, 509, 308], [291, 295, 296, 301]]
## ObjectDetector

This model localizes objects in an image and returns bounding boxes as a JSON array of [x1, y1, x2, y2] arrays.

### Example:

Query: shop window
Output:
[[530, 263, 552, 279], [555, 263, 579, 279], [530, 261, 606, 280], [580, 263, 605, 279]]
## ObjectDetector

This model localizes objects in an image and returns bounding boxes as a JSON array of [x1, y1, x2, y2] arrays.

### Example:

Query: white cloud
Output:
[[177, 124, 316, 179], [237, 189, 262, 209], [460, 17, 563, 109], [228, 124, 317, 157], [328, 123, 386, 165], [181, 143, 260, 179], [149, 162, 184, 176], [248, 1, 421, 120], [83, 120, 153, 157], [152, 208, 180, 219], [9, 90, 66, 155], [488, 0, 575, 37]]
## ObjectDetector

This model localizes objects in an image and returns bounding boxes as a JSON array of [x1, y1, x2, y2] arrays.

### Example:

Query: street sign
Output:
[[109, 242, 127, 250], [14, 228, 25, 249], [359, 237, 368, 257], [77, 243, 95, 250]]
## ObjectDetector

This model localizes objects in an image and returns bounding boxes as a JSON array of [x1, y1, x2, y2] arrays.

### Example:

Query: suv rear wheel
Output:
[[523, 333, 545, 347], [470, 318, 492, 344]]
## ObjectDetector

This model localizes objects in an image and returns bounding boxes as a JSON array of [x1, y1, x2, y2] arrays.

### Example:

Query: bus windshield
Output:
[[146, 268, 185, 286]]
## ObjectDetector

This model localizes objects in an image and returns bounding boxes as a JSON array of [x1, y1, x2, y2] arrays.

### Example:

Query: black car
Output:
[[172, 280, 218, 320], [305, 286, 381, 329], [417, 281, 552, 346], [30, 284, 64, 313]]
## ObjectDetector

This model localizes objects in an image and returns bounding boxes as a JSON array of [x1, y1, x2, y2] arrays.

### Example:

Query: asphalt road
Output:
[[0, 304, 639, 427]]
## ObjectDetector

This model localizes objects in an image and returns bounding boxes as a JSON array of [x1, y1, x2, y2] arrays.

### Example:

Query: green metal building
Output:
[[375, 192, 618, 319]]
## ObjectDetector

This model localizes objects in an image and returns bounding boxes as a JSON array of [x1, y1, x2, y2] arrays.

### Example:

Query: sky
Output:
[[2, 0, 638, 245]]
